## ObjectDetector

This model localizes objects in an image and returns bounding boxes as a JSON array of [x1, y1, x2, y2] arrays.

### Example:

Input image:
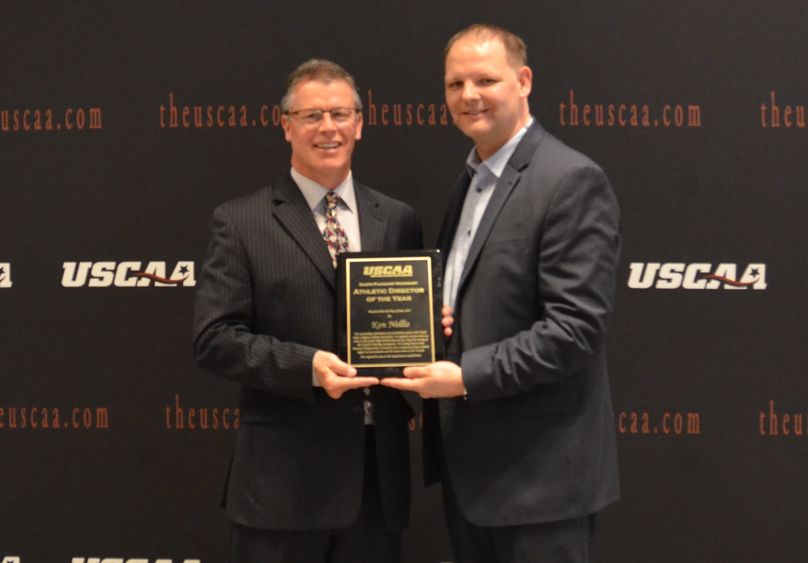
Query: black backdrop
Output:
[[3, 2, 808, 562]]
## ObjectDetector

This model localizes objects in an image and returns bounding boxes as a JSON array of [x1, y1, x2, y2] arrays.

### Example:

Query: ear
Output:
[[518, 65, 533, 98], [354, 112, 363, 141], [281, 114, 293, 142]]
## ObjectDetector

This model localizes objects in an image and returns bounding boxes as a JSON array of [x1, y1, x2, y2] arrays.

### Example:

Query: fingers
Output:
[[331, 375, 379, 391], [380, 377, 418, 390], [323, 353, 357, 378], [314, 350, 374, 399], [331, 361, 357, 378], [391, 362, 465, 398], [402, 366, 428, 378], [323, 376, 379, 399], [441, 305, 454, 338], [314, 350, 357, 378], [339, 376, 380, 388], [441, 305, 454, 328]]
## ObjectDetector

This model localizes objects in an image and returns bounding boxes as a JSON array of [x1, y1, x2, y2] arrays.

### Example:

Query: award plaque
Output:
[[336, 251, 443, 376]]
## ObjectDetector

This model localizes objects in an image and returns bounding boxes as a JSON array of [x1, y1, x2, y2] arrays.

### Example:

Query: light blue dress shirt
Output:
[[443, 118, 534, 310]]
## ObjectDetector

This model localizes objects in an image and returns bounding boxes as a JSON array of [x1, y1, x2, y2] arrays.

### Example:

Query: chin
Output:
[[457, 120, 483, 134], [464, 128, 493, 145]]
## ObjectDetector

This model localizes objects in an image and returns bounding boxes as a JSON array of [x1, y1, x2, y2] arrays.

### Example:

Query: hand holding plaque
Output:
[[336, 251, 444, 377]]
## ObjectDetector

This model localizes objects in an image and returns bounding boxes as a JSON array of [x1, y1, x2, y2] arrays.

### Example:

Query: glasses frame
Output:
[[284, 107, 362, 126]]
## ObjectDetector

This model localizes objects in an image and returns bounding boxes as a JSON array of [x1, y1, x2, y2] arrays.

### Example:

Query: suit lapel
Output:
[[355, 182, 389, 252], [271, 174, 336, 288], [437, 171, 472, 256], [455, 122, 547, 298]]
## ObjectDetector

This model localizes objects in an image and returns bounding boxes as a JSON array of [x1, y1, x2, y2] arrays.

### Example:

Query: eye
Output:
[[300, 110, 323, 124], [330, 108, 353, 122], [446, 81, 462, 90]]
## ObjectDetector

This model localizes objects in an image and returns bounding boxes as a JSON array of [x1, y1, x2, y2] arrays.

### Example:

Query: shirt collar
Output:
[[466, 116, 535, 179], [290, 168, 357, 214]]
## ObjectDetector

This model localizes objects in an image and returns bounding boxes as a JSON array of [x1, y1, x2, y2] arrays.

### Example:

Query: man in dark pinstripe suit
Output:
[[193, 59, 422, 563]]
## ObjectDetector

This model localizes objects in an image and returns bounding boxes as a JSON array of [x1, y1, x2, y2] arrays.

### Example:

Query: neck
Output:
[[293, 167, 350, 190], [476, 111, 531, 161]]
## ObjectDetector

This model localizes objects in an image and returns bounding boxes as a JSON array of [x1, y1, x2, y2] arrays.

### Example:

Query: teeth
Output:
[[317, 143, 340, 149]]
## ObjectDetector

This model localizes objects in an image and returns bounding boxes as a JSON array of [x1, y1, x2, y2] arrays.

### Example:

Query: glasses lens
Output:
[[292, 108, 357, 126], [330, 108, 354, 122], [299, 110, 323, 125]]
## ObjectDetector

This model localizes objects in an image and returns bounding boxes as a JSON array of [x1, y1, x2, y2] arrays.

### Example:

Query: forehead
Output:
[[445, 37, 517, 80], [291, 78, 355, 107]]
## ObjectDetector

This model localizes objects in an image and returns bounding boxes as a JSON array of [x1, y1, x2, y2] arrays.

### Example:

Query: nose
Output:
[[318, 111, 338, 131], [460, 81, 479, 101]]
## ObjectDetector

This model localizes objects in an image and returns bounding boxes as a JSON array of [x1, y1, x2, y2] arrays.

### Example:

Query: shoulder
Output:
[[521, 125, 605, 179], [211, 185, 275, 223], [513, 127, 618, 218]]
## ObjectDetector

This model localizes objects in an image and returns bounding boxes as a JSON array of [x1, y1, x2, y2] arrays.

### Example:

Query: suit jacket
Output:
[[192, 173, 422, 532], [424, 123, 621, 526]]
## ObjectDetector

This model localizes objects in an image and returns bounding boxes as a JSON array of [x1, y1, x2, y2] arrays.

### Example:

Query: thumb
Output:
[[330, 358, 357, 377]]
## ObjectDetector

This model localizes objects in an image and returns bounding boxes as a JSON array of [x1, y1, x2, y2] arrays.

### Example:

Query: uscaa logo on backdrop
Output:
[[0, 262, 12, 288], [71, 558, 199, 563], [627, 262, 767, 290], [61, 260, 196, 288]]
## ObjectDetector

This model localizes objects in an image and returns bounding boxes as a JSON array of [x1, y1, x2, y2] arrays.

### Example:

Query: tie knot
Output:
[[325, 192, 340, 210]]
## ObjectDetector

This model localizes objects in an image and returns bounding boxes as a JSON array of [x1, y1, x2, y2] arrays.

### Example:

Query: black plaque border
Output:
[[336, 250, 443, 377]]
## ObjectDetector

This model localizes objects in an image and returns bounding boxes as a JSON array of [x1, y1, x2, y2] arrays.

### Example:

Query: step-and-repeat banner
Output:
[[2, 2, 807, 562]]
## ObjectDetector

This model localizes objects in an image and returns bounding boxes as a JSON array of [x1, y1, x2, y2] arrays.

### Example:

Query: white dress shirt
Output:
[[291, 167, 362, 253], [290, 168, 372, 422]]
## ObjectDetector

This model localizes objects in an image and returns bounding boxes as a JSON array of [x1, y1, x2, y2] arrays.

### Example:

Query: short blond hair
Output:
[[445, 24, 528, 69]]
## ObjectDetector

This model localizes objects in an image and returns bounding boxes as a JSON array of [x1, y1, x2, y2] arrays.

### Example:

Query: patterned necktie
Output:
[[323, 192, 350, 268]]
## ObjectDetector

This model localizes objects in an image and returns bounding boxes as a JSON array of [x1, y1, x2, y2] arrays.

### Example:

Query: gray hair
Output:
[[281, 59, 363, 113]]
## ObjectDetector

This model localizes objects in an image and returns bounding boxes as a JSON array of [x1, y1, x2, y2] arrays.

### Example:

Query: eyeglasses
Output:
[[285, 107, 360, 126]]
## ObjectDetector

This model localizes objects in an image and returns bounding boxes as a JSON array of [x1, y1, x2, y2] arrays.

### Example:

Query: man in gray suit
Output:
[[193, 59, 421, 563], [384, 25, 621, 562]]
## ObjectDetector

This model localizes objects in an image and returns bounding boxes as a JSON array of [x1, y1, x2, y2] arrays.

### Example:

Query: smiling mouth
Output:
[[315, 142, 341, 149]]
